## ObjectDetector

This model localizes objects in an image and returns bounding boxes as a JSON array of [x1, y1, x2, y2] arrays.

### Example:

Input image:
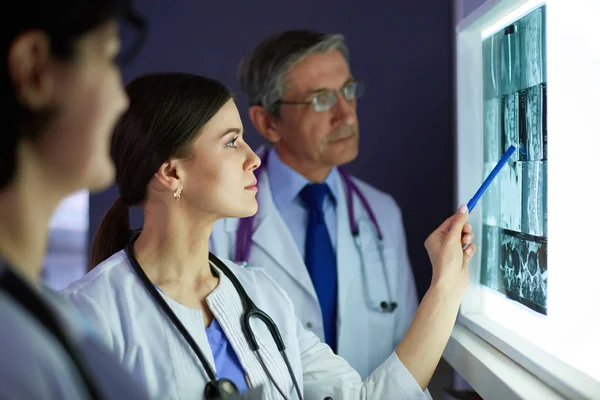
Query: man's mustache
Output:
[[324, 125, 358, 143]]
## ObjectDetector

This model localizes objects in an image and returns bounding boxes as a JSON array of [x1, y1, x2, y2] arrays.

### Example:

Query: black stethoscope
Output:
[[0, 263, 103, 400], [125, 234, 304, 400], [234, 150, 398, 313]]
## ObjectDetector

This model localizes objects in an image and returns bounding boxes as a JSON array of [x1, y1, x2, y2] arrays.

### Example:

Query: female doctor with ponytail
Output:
[[61, 72, 476, 400]]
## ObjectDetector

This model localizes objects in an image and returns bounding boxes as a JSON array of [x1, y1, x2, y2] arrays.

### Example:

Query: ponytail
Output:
[[88, 197, 131, 271]]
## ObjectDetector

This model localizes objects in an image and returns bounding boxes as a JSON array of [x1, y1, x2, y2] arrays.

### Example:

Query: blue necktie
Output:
[[300, 183, 337, 352]]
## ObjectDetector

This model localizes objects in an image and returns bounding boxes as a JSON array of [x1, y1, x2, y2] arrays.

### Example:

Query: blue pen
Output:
[[467, 145, 517, 212]]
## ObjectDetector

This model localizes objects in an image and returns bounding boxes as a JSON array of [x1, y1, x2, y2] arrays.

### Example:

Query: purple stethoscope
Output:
[[234, 150, 398, 313]]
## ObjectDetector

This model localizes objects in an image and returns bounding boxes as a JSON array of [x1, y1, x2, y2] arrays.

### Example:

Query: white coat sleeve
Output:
[[252, 264, 427, 399], [297, 318, 427, 400]]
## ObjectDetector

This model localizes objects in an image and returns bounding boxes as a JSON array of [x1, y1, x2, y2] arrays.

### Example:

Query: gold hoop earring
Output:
[[174, 187, 182, 199]]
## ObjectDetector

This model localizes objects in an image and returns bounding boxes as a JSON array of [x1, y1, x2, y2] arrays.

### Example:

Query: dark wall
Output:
[[89, 0, 455, 300], [456, 0, 488, 24]]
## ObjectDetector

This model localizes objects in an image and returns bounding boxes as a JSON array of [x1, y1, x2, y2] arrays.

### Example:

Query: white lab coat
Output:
[[60, 251, 426, 400], [210, 149, 419, 379]]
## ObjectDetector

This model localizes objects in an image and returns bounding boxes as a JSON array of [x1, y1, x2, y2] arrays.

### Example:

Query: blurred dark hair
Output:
[[1, 0, 146, 188], [88, 73, 234, 269]]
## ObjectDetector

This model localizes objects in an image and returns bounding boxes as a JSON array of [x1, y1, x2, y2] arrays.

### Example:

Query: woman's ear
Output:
[[8, 31, 55, 110], [248, 105, 281, 144], [154, 159, 182, 193]]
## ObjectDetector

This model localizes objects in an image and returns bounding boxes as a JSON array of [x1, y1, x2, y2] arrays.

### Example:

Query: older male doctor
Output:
[[210, 30, 419, 379]]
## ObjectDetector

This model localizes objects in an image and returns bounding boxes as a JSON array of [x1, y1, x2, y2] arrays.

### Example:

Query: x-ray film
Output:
[[480, 6, 548, 314]]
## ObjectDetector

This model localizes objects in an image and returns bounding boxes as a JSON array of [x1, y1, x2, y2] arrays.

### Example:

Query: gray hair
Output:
[[238, 30, 350, 117]]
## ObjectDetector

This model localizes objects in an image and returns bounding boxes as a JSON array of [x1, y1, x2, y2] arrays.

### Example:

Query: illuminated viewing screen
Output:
[[479, 5, 547, 314]]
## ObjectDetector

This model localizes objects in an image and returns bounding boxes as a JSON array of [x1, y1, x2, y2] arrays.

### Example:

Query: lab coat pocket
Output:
[[365, 293, 396, 370], [355, 218, 397, 311]]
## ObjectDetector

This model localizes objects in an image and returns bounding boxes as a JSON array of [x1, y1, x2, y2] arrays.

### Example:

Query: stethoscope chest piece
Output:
[[204, 378, 239, 400]]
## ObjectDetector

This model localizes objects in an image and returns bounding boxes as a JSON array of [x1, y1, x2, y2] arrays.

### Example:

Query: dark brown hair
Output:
[[88, 72, 233, 269]]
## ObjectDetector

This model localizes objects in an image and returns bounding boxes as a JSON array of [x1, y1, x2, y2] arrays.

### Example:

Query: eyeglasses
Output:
[[276, 81, 364, 113]]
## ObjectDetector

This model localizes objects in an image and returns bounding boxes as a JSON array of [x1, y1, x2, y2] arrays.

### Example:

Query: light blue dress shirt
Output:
[[266, 147, 340, 257]]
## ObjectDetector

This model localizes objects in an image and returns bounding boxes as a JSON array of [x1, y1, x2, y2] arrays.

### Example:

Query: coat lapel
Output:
[[249, 167, 317, 300], [335, 175, 356, 325]]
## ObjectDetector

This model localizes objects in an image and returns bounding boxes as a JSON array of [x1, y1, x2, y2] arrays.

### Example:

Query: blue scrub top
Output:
[[205, 318, 248, 392]]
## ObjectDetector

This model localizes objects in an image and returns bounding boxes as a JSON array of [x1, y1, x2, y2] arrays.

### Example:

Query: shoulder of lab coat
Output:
[[60, 251, 132, 355], [347, 175, 420, 341]]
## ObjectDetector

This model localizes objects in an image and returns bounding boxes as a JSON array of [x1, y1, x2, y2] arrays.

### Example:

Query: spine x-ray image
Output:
[[480, 6, 548, 315]]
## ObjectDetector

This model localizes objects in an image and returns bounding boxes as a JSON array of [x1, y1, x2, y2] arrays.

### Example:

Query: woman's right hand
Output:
[[394, 205, 477, 390], [424, 205, 476, 296]]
